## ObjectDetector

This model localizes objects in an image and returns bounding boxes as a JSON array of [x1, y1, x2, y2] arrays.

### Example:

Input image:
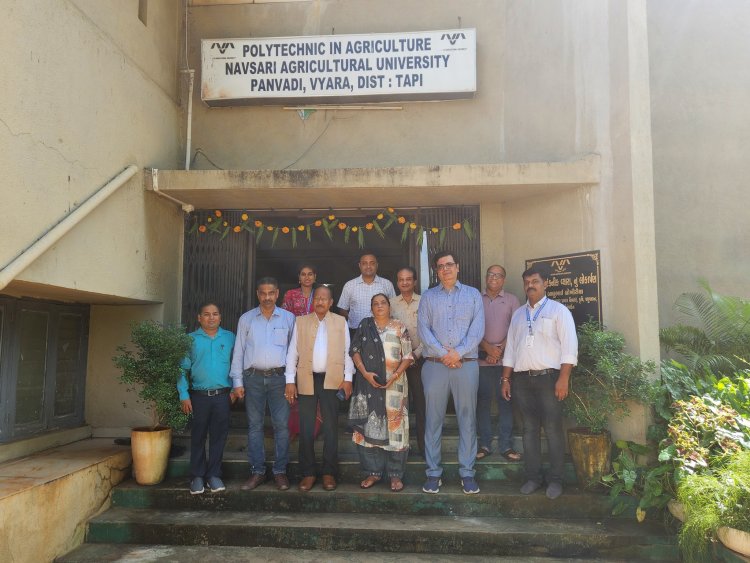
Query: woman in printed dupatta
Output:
[[348, 293, 413, 492]]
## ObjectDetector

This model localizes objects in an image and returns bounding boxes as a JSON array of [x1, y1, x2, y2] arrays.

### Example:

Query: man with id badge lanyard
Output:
[[501, 267, 578, 500]]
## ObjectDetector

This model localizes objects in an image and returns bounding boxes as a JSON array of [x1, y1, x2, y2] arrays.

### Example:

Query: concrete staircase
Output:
[[59, 414, 681, 562]]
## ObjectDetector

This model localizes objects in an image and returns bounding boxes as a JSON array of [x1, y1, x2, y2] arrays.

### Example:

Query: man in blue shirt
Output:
[[418, 251, 485, 495], [178, 302, 237, 495], [231, 277, 296, 491]]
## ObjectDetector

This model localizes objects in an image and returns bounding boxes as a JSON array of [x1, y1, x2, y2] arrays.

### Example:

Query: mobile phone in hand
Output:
[[336, 388, 347, 401]]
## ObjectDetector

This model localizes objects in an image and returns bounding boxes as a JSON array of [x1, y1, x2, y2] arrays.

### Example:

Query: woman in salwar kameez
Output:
[[348, 293, 413, 492]]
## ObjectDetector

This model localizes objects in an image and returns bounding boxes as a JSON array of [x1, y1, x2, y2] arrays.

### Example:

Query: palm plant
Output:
[[659, 281, 750, 376]]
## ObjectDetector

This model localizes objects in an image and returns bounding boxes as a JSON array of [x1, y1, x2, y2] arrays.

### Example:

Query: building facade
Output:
[[1, 0, 749, 459]]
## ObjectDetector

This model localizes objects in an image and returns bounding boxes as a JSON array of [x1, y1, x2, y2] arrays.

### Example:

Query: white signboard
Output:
[[201, 29, 476, 106]]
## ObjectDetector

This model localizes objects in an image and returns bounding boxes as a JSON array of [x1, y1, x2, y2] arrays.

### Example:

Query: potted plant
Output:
[[113, 320, 192, 485], [678, 449, 750, 561], [565, 321, 655, 488]]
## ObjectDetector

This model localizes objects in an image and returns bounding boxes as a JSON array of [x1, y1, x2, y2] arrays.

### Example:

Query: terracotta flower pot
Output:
[[717, 526, 750, 557], [667, 499, 686, 522], [131, 426, 172, 485], [567, 428, 611, 489]]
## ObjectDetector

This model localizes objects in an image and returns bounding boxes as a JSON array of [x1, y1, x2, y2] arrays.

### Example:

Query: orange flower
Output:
[[452, 222, 461, 230], [198, 225, 207, 233], [431, 227, 439, 234], [376, 213, 384, 220], [397, 216, 406, 224], [387, 207, 395, 213], [207, 217, 213, 223], [214, 210, 222, 218], [409, 222, 417, 230], [338, 222, 347, 230], [314, 220, 322, 227], [328, 214, 336, 221], [365, 223, 374, 230], [223, 221, 228, 227], [266, 226, 273, 231], [282, 226, 290, 234], [351, 226, 359, 232], [241, 213, 249, 221], [233, 226, 241, 233], [297, 225, 305, 231], [254, 220, 263, 228]]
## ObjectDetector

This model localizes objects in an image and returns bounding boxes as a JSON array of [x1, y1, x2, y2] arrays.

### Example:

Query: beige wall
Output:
[[194, 0, 662, 440], [1, 0, 183, 302], [648, 0, 750, 326], [187, 0, 607, 171], [186, 0, 660, 440], [1, 1, 186, 436], [86, 304, 171, 433]]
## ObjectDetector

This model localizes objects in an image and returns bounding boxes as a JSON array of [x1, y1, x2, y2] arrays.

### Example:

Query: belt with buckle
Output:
[[191, 387, 231, 396], [245, 367, 285, 377], [514, 368, 556, 377], [425, 357, 477, 363]]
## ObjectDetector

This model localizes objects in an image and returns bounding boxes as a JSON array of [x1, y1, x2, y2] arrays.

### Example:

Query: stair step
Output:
[[164, 453, 578, 484], [113, 478, 633, 519], [172, 431, 530, 456], [58, 543, 626, 562], [84, 507, 677, 560], [230, 411, 464, 431]]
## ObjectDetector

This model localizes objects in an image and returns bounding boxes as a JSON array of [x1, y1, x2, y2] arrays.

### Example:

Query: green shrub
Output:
[[113, 320, 192, 430], [678, 450, 750, 562], [566, 321, 655, 434]]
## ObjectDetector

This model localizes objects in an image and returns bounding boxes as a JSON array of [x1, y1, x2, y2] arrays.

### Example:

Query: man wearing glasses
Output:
[[476, 265, 522, 463], [417, 251, 484, 495]]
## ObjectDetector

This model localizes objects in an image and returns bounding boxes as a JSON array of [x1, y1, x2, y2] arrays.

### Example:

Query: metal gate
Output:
[[418, 206, 481, 290], [182, 210, 254, 332], [182, 206, 481, 330]]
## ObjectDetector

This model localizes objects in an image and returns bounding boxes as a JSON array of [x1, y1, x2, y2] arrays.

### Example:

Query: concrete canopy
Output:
[[146, 154, 600, 210]]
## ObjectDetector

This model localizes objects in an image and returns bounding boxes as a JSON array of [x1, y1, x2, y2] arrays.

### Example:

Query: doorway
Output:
[[181, 206, 480, 331]]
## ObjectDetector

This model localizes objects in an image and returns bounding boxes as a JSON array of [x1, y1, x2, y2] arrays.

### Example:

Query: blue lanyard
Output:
[[525, 297, 548, 335], [304, 292, 313, 314]]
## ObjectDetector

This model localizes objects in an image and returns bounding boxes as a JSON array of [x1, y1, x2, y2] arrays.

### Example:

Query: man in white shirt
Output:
[[337, 253, 396, 335], [501, 266, 578, 500], [285, 286, 354, 492]]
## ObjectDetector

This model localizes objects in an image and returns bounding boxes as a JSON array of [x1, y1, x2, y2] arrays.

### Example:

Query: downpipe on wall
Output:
[[181, 69, 195, 171], [0, 165, 139, 292]]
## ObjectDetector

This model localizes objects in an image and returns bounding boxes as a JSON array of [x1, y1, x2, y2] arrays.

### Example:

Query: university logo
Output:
[[211, 42, 235, 54], [441, 32, 466, 46], [551, 259, 571, 274]]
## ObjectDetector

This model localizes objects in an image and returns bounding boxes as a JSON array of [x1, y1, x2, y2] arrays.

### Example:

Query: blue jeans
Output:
[[243, 373, 289, 475], [422, 360, 479, 479], [512, 370, 565, 484], [477, 365, 514, 453]]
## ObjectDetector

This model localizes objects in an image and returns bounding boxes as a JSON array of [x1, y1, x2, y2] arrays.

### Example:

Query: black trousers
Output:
[[189, 392, 231, 479], [406, 360, 426, 455], [298, 372, 340, 477]]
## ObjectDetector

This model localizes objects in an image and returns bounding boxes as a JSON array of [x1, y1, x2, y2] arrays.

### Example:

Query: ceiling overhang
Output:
[[145, 153, 600, 210]]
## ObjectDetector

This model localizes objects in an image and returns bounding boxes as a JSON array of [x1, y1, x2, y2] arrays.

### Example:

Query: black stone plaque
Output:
[[525, 251, 601, 326]]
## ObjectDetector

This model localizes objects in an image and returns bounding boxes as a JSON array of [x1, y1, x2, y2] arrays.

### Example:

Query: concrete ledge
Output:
[[0, 425, 93, 465], [0, 438, 131, 563], [146, 154, 601, 209]]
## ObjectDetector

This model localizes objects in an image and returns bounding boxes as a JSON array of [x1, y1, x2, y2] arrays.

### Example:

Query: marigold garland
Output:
[[188, 208, 475, 247]]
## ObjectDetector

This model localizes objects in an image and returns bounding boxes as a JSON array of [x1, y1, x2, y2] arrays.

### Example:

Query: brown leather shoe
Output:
[[298, 476, 316, 492], [322, 474, 337, 491], [240, 473, 266, 491], [274, 473, 290, 491]]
